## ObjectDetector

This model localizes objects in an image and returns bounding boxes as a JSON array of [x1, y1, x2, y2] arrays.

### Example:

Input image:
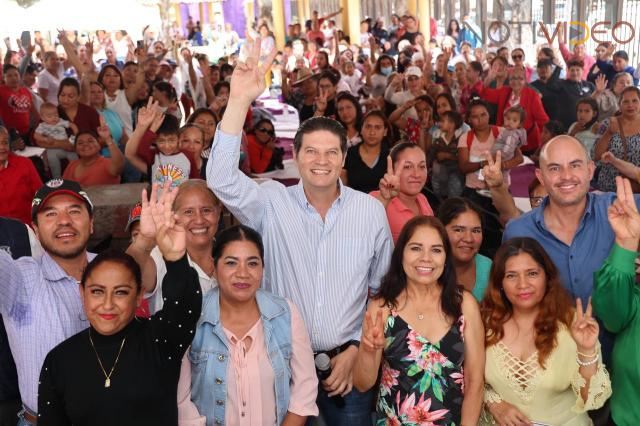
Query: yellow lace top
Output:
[[481, 326, 611, 425]]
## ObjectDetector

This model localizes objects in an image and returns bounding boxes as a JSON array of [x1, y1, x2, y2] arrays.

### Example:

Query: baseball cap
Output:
[[31, 179, 93, 220], [125, 202, 142, 232], [405, 66, 423, 78]]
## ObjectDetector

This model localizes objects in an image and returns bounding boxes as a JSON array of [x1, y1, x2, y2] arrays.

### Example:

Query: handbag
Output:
[[618, 118, 640, 193]]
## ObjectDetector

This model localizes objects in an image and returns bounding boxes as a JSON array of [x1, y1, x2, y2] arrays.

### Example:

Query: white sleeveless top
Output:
[[105, 89, 133, 134]]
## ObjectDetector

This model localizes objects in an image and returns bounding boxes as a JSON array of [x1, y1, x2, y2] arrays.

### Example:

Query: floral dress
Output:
[[377, 309, 465, 425]]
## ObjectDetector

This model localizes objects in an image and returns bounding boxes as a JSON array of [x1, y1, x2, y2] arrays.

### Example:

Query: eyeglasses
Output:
[[407, 76, 420, 81], [512, 55, 523, 60], [530, 196, 544, 208], [257, 128, 275, 136]]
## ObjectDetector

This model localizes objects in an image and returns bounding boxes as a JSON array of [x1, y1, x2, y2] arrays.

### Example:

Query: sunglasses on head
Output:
[[257, 127, 275, 136]]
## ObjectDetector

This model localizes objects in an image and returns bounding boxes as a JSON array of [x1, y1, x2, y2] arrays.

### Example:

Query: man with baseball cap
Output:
[[0, 178, 94, 425]]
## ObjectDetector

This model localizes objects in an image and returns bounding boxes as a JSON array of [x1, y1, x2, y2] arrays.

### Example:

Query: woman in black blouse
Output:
[[340, 110, 392, 193], [37, 183, 202, 426]]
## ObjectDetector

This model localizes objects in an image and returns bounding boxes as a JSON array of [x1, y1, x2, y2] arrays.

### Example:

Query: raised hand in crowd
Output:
[[313, 86, 329, 117], [220, 36, 276, 135], [377, 155, 402, 205], [608, 176, 640, 250], [483, 151, 521, 225], [570, 297, 600, 374], [141, 182, 186, 261], [594, 74, 608, 94]]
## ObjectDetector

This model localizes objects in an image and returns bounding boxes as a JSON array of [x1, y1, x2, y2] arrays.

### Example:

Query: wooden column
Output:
[[418, 0, 431, 38], [272, 0, 287, 49]]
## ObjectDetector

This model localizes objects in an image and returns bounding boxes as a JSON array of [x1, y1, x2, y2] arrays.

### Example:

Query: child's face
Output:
[[440, 117, 454, 132], [152, 88, 169, 105], [42, 108, 60, 125], [344, 62, 354, 76], [156, 133, 180, 156], [576, 103, 595, 125], [503, 112, 521, 130]]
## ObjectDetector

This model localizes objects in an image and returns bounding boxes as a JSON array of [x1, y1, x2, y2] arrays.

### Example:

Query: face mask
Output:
[[381, 66, 393, 76]]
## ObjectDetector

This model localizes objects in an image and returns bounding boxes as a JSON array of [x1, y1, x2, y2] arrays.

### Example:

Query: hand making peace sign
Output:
[[379, 156, 404, 200], [608, 176, 640, 250]]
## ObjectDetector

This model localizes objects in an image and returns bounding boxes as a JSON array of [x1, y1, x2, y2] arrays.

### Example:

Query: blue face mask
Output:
[[381, 66, 393, 76]]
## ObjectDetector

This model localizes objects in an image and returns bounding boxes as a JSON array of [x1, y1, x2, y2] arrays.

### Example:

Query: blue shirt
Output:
[[503, 192, 640, 302], [206, 126, 394, 352], [0, 250, 95, 411]]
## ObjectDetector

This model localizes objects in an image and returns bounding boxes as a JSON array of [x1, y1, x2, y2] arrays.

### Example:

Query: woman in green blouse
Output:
[[593, 176, 640, 426]]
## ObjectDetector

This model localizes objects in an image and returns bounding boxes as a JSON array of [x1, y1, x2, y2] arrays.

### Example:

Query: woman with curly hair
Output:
[[480, 237, 612, 425], [353, 216, 485, 425]]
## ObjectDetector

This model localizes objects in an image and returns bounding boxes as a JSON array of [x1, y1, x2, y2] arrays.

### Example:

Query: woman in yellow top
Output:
[[480, 237, 611, 425]]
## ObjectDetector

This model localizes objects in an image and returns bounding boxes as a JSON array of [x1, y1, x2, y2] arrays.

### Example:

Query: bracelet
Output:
[[576, 353, 599, 367], [577, 348, 598, 358]]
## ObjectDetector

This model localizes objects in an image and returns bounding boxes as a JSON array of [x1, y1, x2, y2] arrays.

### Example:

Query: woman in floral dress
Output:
[[353, 216, 485, 425]]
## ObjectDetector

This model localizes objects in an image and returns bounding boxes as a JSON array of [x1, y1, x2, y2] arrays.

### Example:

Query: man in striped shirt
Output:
[[0, 179, 95, 425], [207, 40, 393, 424]]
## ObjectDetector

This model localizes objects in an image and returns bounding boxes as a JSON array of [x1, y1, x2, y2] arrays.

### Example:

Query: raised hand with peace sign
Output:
[[379, 155, 403, 202], [482, 150, 504, 189], [220, 36, 277, 135], [361, 308, 387, 353], [570, 297, 599, 356], [608, 176, 640, 250]]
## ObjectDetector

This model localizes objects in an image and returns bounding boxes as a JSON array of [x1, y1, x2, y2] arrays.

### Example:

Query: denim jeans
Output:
[[312, 386, 374, 426]]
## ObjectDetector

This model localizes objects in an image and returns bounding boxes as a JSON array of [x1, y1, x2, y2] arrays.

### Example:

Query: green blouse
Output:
[[593, 243, 640, 426]]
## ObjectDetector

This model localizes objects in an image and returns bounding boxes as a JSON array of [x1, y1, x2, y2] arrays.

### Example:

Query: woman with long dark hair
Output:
[[341, 110, 391, 193], [353, 216, 485, 425], [480, 237, 611, 425], [335, 92, 364, 147], [438, 197, 492, 301]]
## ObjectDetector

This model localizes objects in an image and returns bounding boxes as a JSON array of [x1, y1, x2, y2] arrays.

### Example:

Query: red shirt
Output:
[[480, 85, 549, 152], [0, 85, 32, 135], [0, 153, 43, 224], [247, 134, 274, 174]]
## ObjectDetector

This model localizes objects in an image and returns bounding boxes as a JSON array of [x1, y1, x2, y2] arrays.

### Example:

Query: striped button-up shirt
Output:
[[0, 250, 94, 411], [207, 127, 394, 351]]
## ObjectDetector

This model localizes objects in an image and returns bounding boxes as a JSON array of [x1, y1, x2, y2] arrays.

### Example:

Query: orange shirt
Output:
[[247, 134, 274, 174], [62, 156, 120, 187]]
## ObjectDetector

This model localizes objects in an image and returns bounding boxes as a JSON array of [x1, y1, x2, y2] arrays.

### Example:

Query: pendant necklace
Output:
[[89, 331, 127, 388]]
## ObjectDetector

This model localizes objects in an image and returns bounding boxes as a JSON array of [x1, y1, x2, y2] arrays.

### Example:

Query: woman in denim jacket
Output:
[[178, 225, 318, 426]]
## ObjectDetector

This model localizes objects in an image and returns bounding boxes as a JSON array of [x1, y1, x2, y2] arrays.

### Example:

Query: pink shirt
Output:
[[177, 300, 318, 425], [370, 192, 434, 243]]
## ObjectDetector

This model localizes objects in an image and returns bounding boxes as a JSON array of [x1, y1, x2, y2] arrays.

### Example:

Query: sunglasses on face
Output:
[[512, 55, 523, 60], [257, 127, 275, 136]]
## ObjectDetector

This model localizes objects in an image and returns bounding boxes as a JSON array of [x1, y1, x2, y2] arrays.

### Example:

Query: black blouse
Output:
[[343, 143, 389, 194], [37, 255, 202, 426]]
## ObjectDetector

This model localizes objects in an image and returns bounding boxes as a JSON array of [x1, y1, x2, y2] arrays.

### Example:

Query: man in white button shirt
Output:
[[207, 39, 393, 425]]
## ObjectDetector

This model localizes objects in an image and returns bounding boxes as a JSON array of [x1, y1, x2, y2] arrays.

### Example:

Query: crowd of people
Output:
[[1, 9, 640, 426]]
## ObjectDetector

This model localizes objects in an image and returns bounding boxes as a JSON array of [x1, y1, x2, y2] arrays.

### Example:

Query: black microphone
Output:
[[314, 353, 345, 407]]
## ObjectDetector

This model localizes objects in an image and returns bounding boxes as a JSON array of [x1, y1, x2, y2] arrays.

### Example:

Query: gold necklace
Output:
[[88, 330, 127, 388]]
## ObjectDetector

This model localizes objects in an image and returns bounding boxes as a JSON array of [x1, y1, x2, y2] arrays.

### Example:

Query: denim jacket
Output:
[[189, 288, 293, 426]]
